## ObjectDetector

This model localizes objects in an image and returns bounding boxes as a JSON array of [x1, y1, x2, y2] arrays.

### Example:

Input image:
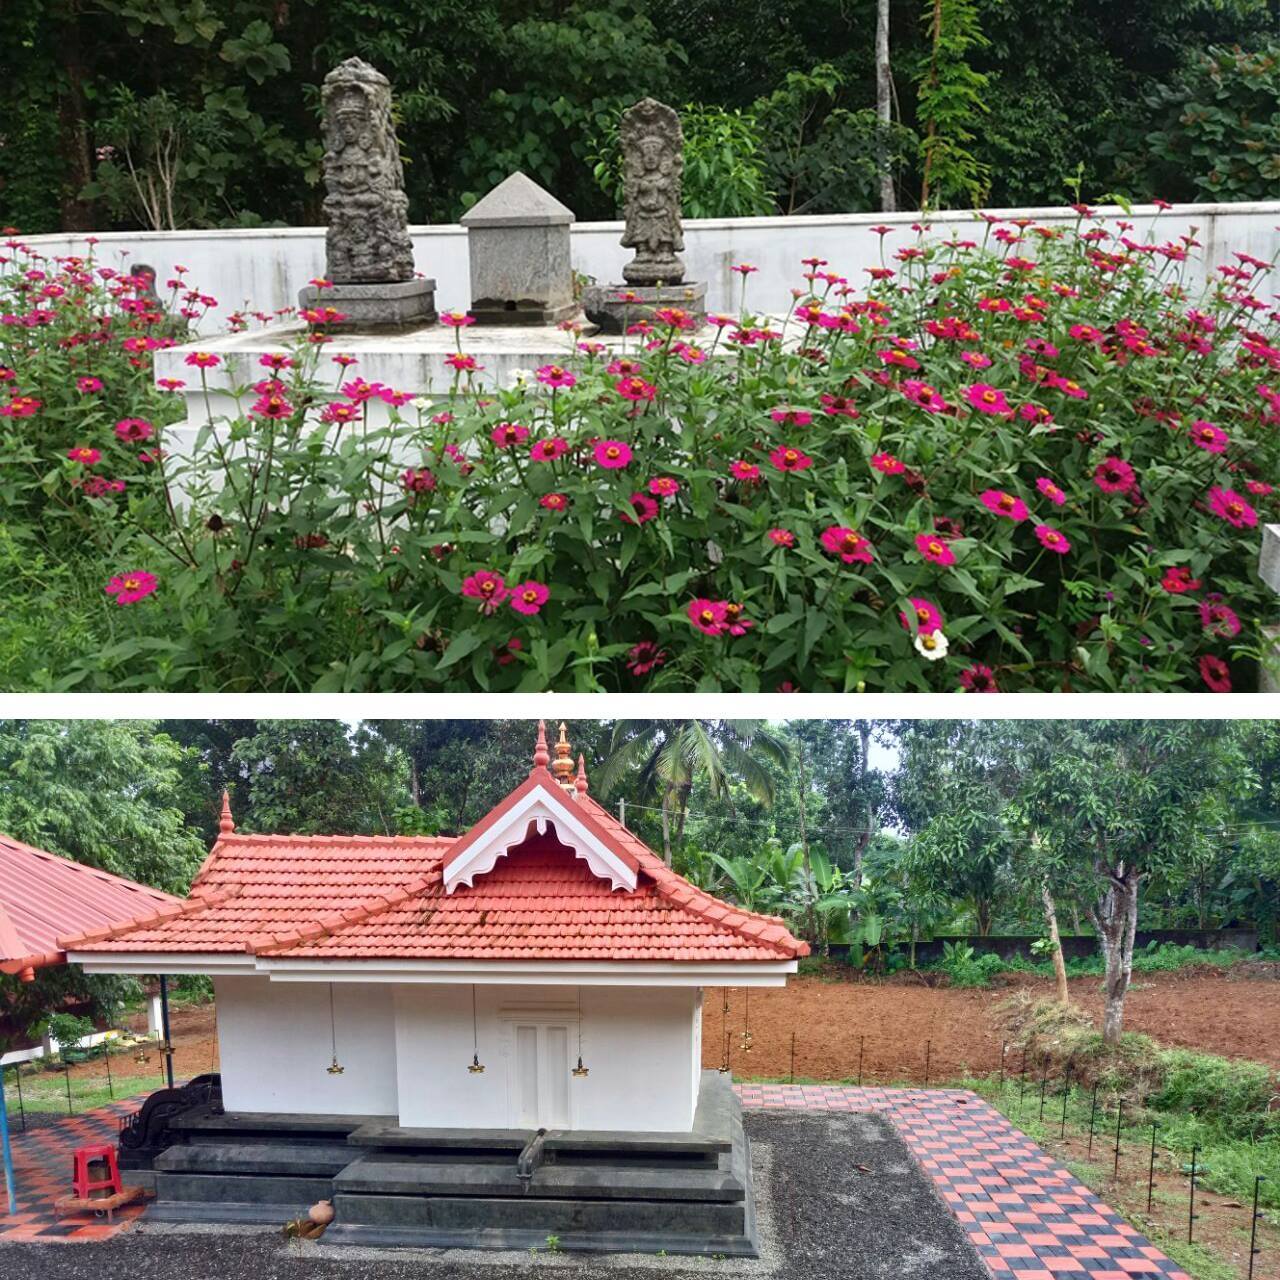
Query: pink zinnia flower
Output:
[[730, 264, 758, 276], [820, 526, 873, 564], [531, 436, 569, 462], [915, 532, 956, 565], [768, 528, 795, 548], [1162, 566, 1201, 595], [616, 376, 657, 402], [540, 492, 569, 511], [252, 392, 293, 419], [649, 476, 680, 498], [959, 664, 999, 693], [401, 467, 436, 493], [1035, 524, 1071, 554], [627, 641, 667, 676], [899, 597, 944, 635], [105, 570, 158, 605], [730, 460, 761, 482], [114, 417, 153, 442], [870, 452, 905, 475], [1188, 419, 1228, 453], [491, 422, 530, 447], [771, 407, 813, 426], [536, 364, 576, 388], [67, 445, 101, 465], [964, 383, 1013, 415], [1199, 598, 1241, 639], [184, 351, 221, 368], [321, 401, 361, 424], [594, 439, 633, 469], [76, 376, 103, 393], [980, 489, 1029, 522], [1036, 476, 1066, 506], [259, 353, 293, 370], [688, 598, 727, 635], [439, 310, 476, 327], [621, 493, 659, 524], [1199, 654, 1232, 693], [1207, 486, 1256, 528], [461, 570, 507, 612], [959, 351, 992, 369], [509, 582, 549, 615], [1093, 457, 1136, 494], [770, 445, 812, 473]]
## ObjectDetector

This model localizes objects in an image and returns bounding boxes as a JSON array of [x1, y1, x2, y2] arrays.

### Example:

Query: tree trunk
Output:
[[56, 1, 96, 231], [920, 0, 944, 208], [875, 0, 896, 211], [1041, 878, 1069, 1006], [660, 792, 672, 866], [796, 740, 820, 950], [851, 720, 873, 879], [673, 782, 692, 850], [975, 898, 991, 936], [1090, 862, 1140, 1045], [408, 756, 421, 810]]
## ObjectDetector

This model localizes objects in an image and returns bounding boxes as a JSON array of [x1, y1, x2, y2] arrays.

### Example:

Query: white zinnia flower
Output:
[[914, 630, 949, 661], [508, 367, 535, 387]]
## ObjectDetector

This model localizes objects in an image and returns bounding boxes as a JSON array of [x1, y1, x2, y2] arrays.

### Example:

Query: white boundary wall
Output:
[[22, 201, 1280, 327]]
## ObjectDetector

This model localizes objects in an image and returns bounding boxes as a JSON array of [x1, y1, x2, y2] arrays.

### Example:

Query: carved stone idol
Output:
[[297, 57, 436, 330], [620, 98, 685, 286], [582, 98, 705, 334]]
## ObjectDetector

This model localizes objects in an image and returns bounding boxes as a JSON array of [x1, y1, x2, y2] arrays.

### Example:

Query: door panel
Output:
[[510, 1020, 572, 1128], [515, 1024, 540, 1128], [544, 1025, 570, 1128]]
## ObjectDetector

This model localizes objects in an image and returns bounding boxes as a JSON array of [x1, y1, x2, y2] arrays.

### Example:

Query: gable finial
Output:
[[219, 789, 235, 834], [574, 754, 589, 798], [532, 720, 550, 771], [552, 722, 575, 790]]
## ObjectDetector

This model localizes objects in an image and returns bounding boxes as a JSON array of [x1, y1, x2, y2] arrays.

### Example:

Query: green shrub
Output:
[[940, 940, 1005, 987], [1150, 1049, 1278, 1139]]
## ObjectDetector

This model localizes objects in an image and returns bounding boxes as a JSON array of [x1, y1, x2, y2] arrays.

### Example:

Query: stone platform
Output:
[[141, 1072, 757, 1256]]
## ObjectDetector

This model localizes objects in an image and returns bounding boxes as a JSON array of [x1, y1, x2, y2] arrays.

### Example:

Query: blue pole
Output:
[[0, 1066, 16, 1216]]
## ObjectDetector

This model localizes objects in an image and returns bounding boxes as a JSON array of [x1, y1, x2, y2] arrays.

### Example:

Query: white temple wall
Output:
[[393, 982, 700, 1132], [213, 975, 399, 1116], [22, 201, 1279, 326]]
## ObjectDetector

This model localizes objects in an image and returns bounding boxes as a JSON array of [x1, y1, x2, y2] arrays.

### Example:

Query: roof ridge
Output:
[[578, 797, 808, 959], [57, 884, 241, 950], [248, 872, 441, 955]]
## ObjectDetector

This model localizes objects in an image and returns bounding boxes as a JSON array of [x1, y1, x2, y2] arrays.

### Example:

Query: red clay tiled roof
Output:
[[66, 773, 807, 965], [0, 833, 179, 976]]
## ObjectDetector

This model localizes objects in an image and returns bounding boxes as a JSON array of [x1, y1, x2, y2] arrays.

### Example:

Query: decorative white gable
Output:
[[444, 787, 638, 895]]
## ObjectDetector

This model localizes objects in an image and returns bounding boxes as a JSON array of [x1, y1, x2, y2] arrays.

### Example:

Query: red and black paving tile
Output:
[[4, 1085, 1191, 1278], [735, 1084, 1192, 1280], [0, 1099, 146, 1243]]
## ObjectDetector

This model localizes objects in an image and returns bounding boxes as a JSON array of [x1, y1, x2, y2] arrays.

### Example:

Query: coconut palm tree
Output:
[[594, 720, 790, 865]]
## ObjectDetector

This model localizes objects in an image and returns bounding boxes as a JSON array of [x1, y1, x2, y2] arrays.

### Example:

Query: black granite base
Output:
[[140, 1072, 757, 1256]]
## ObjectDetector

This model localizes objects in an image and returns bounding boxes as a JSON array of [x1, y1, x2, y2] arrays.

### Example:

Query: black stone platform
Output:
[[140, 1072, 757, 1256]]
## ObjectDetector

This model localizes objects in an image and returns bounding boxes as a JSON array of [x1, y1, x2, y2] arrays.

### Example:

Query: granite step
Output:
[[155, 1140, 355, 1177]]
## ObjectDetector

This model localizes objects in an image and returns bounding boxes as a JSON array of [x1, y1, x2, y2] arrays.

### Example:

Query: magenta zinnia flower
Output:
[[899, 597, 944, 635], [616, 376, 657, 402], [105, 571, 158, 605], [820, 526, 873, 564], [491, 422, 530, 447], [964, 383, 1013, 415], [536, 364, 576, 388], [1035, 524, 1071, 554], [1199, 654, 1232, 693], [1036, 476, 1066, 506], [540, 492, 569, 511], [594, 439, 633, 469], [461, 571, 507, 611], [1207, 486, 1256, 528], [531, 436, 569, 462], [688, 598, 727, 635], [729, 460, 761, 482], [770, 445, 812, 473], [1188, 420, 1227, 453], [401, 467, 436, 493], [768, 528, 795, 548], [1199, 599, 1241, 639], [870, 452, 905, 475], [959, 664, 999, 693], [627, 641, 667, 676], [76, 376, 103, 393], [915, 533, 956, 565], [980, 489, 1029, 522], [67, 446, 101, 465], [648, 476, 680, 498], [184, 351, 221, 368], [509, 582, 549, 615], [114, 417, 154, 442], [621, 493, 659, 524], [1093, 458, 1136, 494]]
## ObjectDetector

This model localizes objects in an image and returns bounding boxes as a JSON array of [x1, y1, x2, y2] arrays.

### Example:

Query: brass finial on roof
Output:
[[552, 723, 575, 790], [532, 720, 550, 772], [574, 755, 589, 798], [218, 789, 235, 834]]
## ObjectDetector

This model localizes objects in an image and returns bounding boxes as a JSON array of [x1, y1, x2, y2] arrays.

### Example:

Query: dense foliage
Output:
[[3, 209, 1277, 692], [1, 0, 1275, 233]]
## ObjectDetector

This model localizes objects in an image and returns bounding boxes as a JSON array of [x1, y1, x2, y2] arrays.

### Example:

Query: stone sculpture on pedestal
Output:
[[297, 57, 436, 330], [583, 98, 706, 333]]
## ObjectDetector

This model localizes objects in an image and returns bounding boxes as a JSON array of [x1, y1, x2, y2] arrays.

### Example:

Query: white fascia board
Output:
[[254, 958, 798, 988], [445, 787, 637, 894], [66, 951, 258, 977]]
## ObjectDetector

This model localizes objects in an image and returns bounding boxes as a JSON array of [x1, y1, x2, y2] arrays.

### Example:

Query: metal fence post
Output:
[[1248, 1175, 1266, 1280]]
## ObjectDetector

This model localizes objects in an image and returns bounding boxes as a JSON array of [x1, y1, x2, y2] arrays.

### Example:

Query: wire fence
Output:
[[2, 1040, 175, 1127]]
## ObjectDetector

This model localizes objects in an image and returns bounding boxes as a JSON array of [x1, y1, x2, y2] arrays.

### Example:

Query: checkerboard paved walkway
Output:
[[2, 1086, 1191, 1276], [0, 1099, 146, 1242], [735, 1083, 1191, 1280]]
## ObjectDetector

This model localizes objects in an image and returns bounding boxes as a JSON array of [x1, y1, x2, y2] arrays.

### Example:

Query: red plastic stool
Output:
[[72, 1144, 122, 1200]]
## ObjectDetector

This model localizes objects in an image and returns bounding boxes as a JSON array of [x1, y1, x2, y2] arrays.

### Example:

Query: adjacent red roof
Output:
[[64, 754, 808, 966], [0, 833, 179, 977]]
